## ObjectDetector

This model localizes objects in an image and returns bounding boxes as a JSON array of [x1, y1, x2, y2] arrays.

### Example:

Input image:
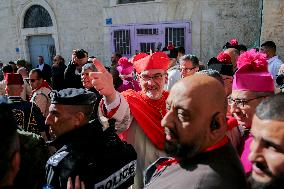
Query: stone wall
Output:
[[0, 0, 262, 66], [261, 0, 284, 59], [104, 0, 261, 63]]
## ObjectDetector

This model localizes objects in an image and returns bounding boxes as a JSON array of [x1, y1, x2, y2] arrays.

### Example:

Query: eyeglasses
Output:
[[179, 67, 196, 72], [140, 73, 165, 81], [227, 96, 266, 107], [27, 79, 39, 83]]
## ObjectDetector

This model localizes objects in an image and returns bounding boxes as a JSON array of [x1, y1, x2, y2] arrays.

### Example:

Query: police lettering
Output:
[[95, 160, 136, 189]]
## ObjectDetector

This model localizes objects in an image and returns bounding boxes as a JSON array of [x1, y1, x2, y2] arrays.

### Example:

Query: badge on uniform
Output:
[[47, 151, 69, 166], [94, 160, 137, 189]]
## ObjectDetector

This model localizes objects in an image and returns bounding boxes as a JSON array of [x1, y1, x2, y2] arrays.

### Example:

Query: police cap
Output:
[[49, 88, 97, 105]]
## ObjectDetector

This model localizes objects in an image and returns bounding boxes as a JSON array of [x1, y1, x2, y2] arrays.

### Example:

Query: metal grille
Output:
[[113, 30, 131, 55], [118, 0, 154, 4], [24, 5, 53, 28], [137, 28, 158, 35], [165, 27, 185, 48], [140, 43, 155, 53]]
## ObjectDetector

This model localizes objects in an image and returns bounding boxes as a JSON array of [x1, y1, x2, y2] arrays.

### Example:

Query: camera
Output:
[[75, 49, 87, 59], [276, 74, 284, 89]]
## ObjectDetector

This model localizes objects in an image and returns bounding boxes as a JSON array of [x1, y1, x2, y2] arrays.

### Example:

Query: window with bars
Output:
[[110, 22, 191, 57], [113, 30, 131, 55], [137, 28, 158, 35], [140, 43, 155, 53], [165, 27, 185, 48], [118, 0, 154, 4], [24, 5, 53, 28]]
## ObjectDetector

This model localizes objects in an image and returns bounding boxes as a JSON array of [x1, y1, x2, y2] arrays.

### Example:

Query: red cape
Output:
[[121, 90, 168, 150]]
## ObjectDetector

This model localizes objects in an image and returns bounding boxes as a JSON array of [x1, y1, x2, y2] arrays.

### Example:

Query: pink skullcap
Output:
[[116, 57, 133, 75], [233, 49, 274, 92], [133, 52, 170, 74]]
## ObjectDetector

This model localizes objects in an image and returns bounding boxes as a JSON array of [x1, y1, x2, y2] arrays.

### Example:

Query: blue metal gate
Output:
[[28, 35, 55, 68]]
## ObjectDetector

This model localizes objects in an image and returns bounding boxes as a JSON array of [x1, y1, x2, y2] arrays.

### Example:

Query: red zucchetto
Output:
[[133, 52, 170, 74]]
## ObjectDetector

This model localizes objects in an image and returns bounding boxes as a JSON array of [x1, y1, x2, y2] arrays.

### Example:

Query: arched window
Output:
[[24, 5, 53, 28]]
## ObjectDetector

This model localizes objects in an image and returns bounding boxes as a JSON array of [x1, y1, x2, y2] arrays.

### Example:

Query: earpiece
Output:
[[210, 112, 220, 130], [210, 119, 220, 130]]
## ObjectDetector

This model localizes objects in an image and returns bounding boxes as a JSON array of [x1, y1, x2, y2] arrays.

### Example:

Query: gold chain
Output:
[[139, 92, 166, 118]]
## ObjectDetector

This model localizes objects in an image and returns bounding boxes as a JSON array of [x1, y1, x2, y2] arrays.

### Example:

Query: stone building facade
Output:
[[0, 0, 262, 67], [261, 0, 284, 59]]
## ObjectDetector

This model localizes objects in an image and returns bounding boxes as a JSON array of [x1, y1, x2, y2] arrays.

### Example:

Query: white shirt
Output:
[[38, 64, 44, 71], [166, 65, 181, 91], [268, 55, 283, 80]]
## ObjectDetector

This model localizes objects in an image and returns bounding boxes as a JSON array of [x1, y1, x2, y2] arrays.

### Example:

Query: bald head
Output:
[[172, 74, 227, 114], [17, 67, 28, 78], [163, 74, 228, 160], [224, 48, 240, 71]]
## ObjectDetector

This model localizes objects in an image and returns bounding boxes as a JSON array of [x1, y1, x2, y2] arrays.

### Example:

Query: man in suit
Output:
[[144, 74, 247, 189], [37, 56, 52, 84]]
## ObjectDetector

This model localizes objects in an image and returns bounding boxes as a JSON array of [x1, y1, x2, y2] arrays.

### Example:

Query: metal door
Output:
[[134, 25, 163, 53], [28, 35, 55, 68], [163, 22, 191, 53]]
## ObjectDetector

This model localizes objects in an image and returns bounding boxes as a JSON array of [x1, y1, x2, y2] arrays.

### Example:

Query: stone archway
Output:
[[17, 0, 59, 67]]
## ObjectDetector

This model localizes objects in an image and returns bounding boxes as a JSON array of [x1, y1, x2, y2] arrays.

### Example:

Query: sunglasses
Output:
[[27, 79, 39, 83]]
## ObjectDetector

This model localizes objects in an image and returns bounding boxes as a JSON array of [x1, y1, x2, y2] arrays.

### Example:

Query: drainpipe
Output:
[[259, 0, 264, 47]]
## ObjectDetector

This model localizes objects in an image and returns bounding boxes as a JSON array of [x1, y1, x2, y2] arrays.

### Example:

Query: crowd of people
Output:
[[0, 39, 284, 189]]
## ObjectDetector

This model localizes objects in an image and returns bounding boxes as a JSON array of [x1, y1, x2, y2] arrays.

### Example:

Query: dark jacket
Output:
[[15, 130, 49, 189], [8, 96, 46, 135], [37, 64, 52, 84], [45, 120, 137, 189], [110, 65, 123, 90], [144, 142, 247, 189], [64, 61, 83, 89], [87, 88, 101, 119], [51, 63, 67, 90]]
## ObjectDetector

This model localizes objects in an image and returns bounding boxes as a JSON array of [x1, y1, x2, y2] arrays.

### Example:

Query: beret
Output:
[[49, 88, 97, 105]]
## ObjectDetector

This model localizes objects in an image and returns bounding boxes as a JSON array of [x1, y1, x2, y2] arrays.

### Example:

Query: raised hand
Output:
[[90, 58, 116, 104]]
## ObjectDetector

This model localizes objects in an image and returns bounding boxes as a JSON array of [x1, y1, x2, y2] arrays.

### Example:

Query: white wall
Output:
[[261, 0, 284, 59], [0, 0, 261, 66]]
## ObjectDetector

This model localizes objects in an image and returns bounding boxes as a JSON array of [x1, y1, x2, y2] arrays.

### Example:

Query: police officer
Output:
[[45, 88, 137, 189]]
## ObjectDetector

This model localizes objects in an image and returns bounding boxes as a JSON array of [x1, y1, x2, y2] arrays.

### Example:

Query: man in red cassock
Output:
[[90, 52, 170, 189]]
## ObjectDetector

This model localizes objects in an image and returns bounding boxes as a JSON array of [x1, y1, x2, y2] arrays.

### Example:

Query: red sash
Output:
[[121, 90, 168, 150], [29, 80, 52, 100]]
